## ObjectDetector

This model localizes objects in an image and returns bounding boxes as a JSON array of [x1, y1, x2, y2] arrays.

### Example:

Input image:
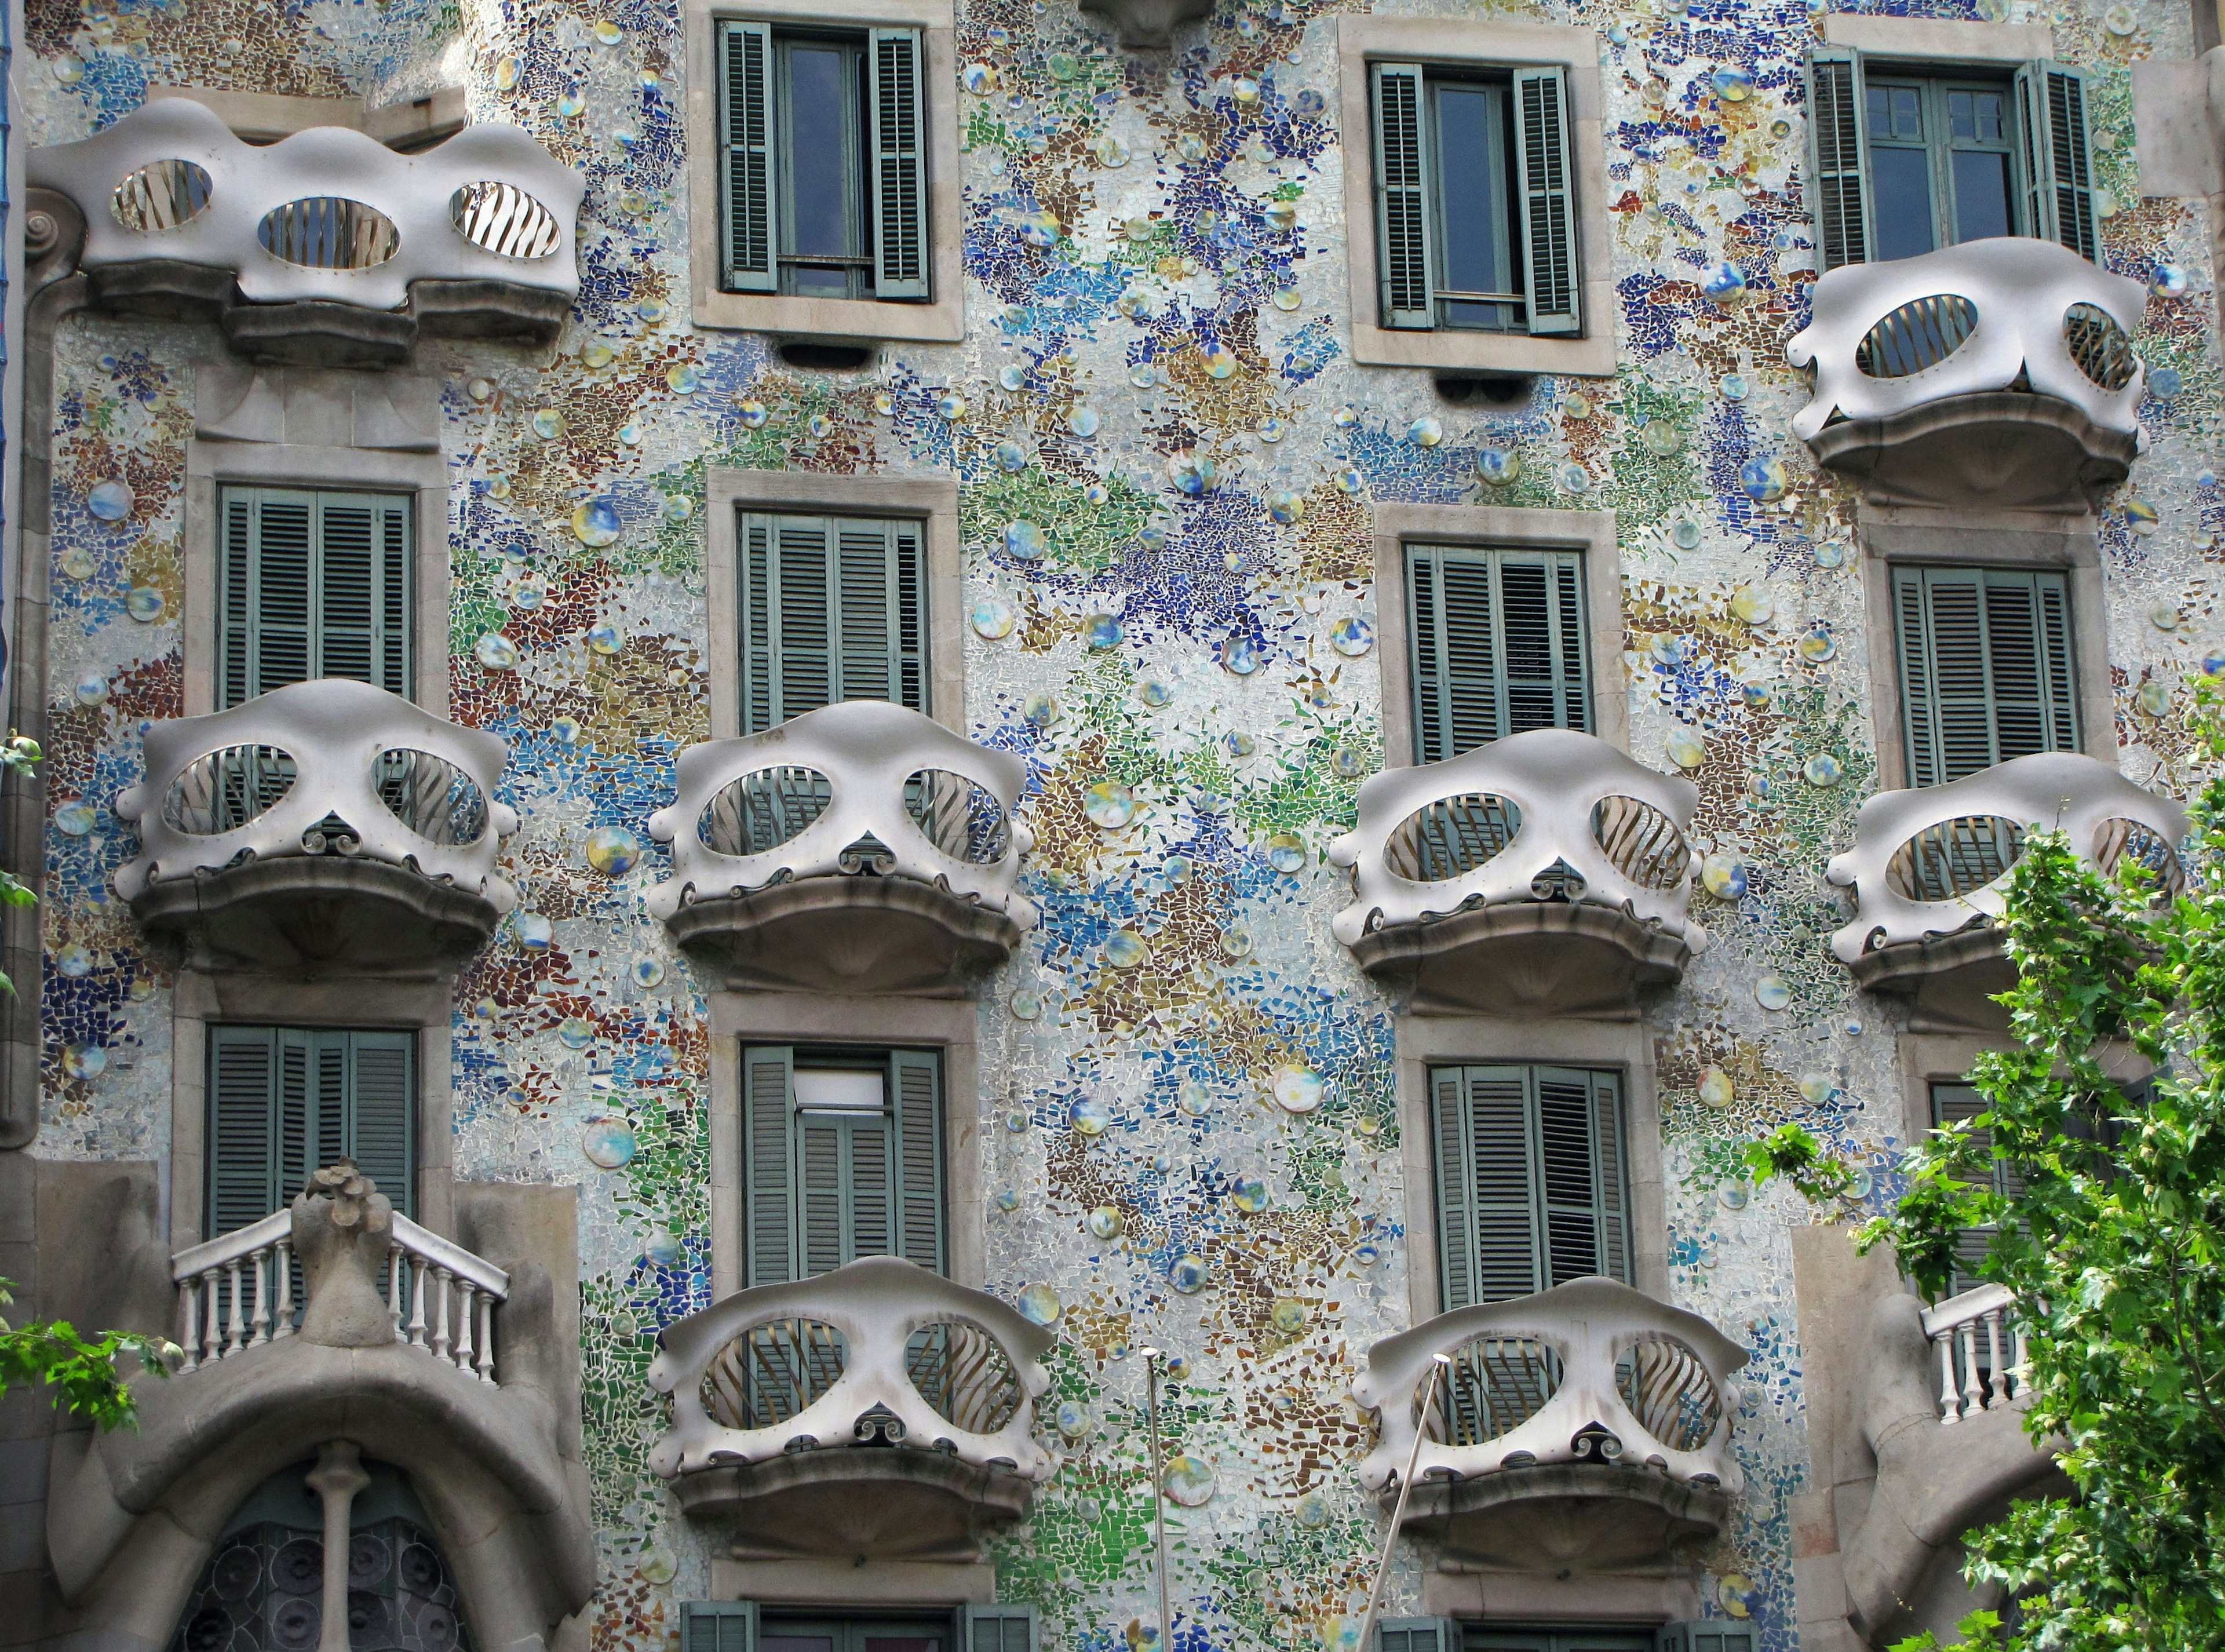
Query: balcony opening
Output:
[[1433, 371, 1534, 407], [779, 341, 878, 373]]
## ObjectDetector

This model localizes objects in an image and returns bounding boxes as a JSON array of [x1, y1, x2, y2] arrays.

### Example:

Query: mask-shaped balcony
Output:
[[647, 1257, 1054, 1560], [1327, 729, 1705, 1018], [1353, 1278, 1748, 1577], [645, 701, 1037, 997], [114, 679, 518, 978], [1826, 752, 2187, 1030], [1783, 237, 2147, 512], [27, 99, 582, 364]]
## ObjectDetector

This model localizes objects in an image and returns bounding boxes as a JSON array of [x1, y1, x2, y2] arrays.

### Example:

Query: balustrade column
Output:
[[454, 1282, 477, 1374], [222, 1257, 246, 1354], [1936, 1332, 1963, 1422], [177, 1278, 202, 1372], [249, 1245, 271, 1347], [475, 1293, 497, 1383], [201, 1267, 222, 1363], [432, 1266, 454, 1362], [272, 1239, 295, 1339]]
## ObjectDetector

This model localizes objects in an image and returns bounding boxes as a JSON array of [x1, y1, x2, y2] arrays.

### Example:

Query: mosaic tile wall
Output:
[[19, 0, 2223, 1647]]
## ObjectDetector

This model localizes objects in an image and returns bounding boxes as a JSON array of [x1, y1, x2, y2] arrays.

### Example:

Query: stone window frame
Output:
[[167, 975, 459, 1252], [1817, 13, 2056, 67], [682, 0, 966, 345], [1855, 507, 2115, 794], [181, 432, 452, 719], [706, 993, 987, 1297], [1371, 501, 1628, 768], [1394, 1012, 1669, 1325], [704, 466, 965, 738], [1336, 14, 1615, 378]]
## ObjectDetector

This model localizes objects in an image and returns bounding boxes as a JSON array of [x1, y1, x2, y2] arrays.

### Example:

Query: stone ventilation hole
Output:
[[903, 770, 1010, 865], [2064, 303, 2138, 391], [1421, 1334, 1565, 1452], [1384, 793, 1522, 884], [163, 745, 298, 835], [702, 1318, 849, 1431], [110, 158, 211, 232], [2093, 816, 2184, 902], [906, 1321, 1023, 1434], [371, 749, 488, 846], [1615, 1334, 1722, 1454], [448, 180, 564, 260], [1592, 795, 1688, 891], [257, 196, 400, 270], [698, 765, 833, 856], [1885, 814, 2026, 902], [1854, 293, 1978, 378]]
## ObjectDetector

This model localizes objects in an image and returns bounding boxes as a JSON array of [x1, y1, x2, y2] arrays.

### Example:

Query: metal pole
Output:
[[1352, 1354, 1451, 1652], [1140, 1347, 1174, 1652]]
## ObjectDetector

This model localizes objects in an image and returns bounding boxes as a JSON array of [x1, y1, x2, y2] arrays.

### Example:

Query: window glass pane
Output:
[[1867, 82, 1924, 141], [1949, 87, 2007, 141], [785, 45, 852, 258], [793, 1068, 885, 1112], [1432, 82, 1514, 331], [764, 1638, 838, 1652], [1870, 147, 1936, 260], [1951, 148, 2014, 241]]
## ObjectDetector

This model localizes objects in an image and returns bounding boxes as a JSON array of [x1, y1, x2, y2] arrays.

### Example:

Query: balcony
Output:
[[645, 701, 1037, 997], [647, 1257, 1054, 1560], [1326, 728, 1706, 1018], [27, 97, 581, 365], [1826, 752, 2187, 1029], [1783, 237, 2149, 512], [43, 1165, 596, 1651], [1352, 1278, 1748, 1576], [113, 678, 518, 978]]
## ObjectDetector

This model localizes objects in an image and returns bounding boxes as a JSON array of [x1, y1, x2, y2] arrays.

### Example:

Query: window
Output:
[[1931, 1082, 2023, 1296], [717, 22, 929, 301], [1370, 60, 1581, 335], [683, 1604, 1038, 1652], [1429, 1064, 1628, 1308], [1381, 1621, 1728, 1652], [739, 1046, 943, 1286], [1892, 564, 2078, 788], [218, 487, 412, 708], [206, 1026, 415, 1237], [1407, 544, 1589, 764], [1805, 51, 2096, 270], [740, 512, 926, 732]]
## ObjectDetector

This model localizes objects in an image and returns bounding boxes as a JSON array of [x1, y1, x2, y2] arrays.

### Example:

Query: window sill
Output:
[[1348, 308, 1616, 377], [689, 286, 964, 344]]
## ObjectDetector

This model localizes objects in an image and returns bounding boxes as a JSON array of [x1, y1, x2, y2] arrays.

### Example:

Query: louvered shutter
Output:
[[2017, 61, 2097, 261], [1511, 66, 1581, 335], [1465, 1066, 1543, 1304], [1372, 63, 1436, 329], [1804, 49, 1872, 270], [1658, 1625, 1758, 1652], [1895, 566, 2079, 786], [1409, 546, 1589, 763], [742, 1045, 797, 1286], [683, 1602, 758, 1652], [1377, 1621, 1461, 1652], [1932, 1083, 2027, 1294], [275, 1029, 312, 1217], [218, 488, 411, 708], [868, 28, 931, 300], [961, 1605, 1038, 1652], [1538, 1068, 1604, 1286], [209, 1026, 281, 1238], [1590, 1069, 1630, 1283], [719, 21, 778, 293], [208, 1027, 415, 1237], [346, 1031, 415, 1217], [739, 514, 928, 732], [891, 1049, 945, 1273], [1431, 1067, 1477, 1310]]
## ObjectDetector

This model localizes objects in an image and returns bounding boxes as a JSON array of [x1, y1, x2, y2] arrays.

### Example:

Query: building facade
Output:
[[1, 0, 2220, 1647]]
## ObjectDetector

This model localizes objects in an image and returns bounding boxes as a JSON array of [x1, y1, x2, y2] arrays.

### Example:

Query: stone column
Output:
[[305, 1439, 371, 1652]]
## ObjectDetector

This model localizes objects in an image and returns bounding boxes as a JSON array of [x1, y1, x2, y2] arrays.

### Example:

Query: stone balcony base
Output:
[[129, 855, 507, 978], [1843, 926, 2017, 1034], [1346, 900, 1693, 1019], [665, 875, 1026, 996], [1807, 391, 2138, 513], [1395, 1462, 1733, 1575], [673, 1447, 1037, 1562]]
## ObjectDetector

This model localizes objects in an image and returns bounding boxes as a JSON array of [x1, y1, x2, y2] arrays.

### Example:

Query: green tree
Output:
[[0, 733, 39, 995], [1753, 708, 2225, 1650], [0, 1279, 172, 1429]]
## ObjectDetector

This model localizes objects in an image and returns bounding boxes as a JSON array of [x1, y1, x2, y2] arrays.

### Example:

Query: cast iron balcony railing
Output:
[[646, 700, 1037, 995], [1327, 728, 1705, 1016], [1826, 751, 2186, 1024], [114, 678, 517, 975], [647, 1257, 1053, 1559], [1783, 236, 2149, 510], [1352, 1278, 1748, 1573], [27, 97, 582, 360]]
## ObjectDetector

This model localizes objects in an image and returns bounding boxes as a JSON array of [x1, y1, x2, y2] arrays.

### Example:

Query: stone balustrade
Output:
[[1921, 1282, 2028, 1424]]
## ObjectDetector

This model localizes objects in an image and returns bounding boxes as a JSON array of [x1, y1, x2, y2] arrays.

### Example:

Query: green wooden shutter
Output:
[[209, 1026, 281, 1238], [961, 1606, 1038, 1652], [1408, 546, 1588, 764], [740, 515, 928, 732], [720, 21, 778, 293], [891, 1049, 945, 1274], [794, 1092, 894, 1276], [1932, 1083, 2029, 1294], [867, 28, 931, 300], [1372, 62, 1436, 329], [1511, 65, 1581, 336], [1804, 49, 1871, 271], [742, 1045, 797, 1286], [275, 1030, 313, 1218], [220, 492, 257, 710], [346, 1030, 416, 1217], [1894, 566, 2079, 786], [1537, 1067, 1628, 1287], [1378, 1621, 1460, 1652], [1465, 1066, 1544, 1303], [207, 1027, 415, 1237], [1590, 1069, 1630, 1284], [218, 488, 411, 708], [1431, 1067, 1476, 1310], [1657, 1625, 1757, 1652], [683, 1602, 758, 1652], [2017, 60, 2097, 260]]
